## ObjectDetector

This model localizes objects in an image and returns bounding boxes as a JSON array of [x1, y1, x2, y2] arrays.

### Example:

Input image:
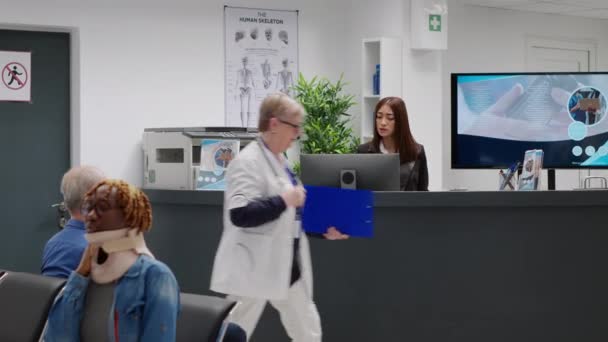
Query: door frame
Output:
[[0, 23, 80, 166], [524, 35, 599, 190], [525, 35, 597, 72]]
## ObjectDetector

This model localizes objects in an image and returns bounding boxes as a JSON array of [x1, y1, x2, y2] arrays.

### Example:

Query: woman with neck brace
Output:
[[43, 179, 179, 342]]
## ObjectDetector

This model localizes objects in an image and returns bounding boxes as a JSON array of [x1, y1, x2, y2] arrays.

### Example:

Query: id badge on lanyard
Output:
[[277, 176, 303, 239], [258, 139, 302, 238]]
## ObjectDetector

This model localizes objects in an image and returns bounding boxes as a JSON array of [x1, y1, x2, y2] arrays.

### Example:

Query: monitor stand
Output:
[[547, 169, 556, 190]]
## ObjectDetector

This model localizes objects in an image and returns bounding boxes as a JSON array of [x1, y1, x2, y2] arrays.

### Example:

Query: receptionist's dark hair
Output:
[[372, 96, 420, 163]]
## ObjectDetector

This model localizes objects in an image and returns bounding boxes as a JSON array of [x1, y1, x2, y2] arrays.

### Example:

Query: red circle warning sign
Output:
[[2, 62, 28, 90]]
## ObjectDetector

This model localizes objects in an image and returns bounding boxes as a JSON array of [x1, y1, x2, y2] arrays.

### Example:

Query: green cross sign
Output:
[[429, 14, 441, 32]]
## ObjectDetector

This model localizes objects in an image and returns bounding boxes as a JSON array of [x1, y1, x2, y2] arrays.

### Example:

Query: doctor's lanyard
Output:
[[257, 139, 303, 237]]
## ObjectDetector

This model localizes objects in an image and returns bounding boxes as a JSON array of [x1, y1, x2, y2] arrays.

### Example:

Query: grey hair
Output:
[[258, 92, 304, 132], [60, 166, 105, 213]]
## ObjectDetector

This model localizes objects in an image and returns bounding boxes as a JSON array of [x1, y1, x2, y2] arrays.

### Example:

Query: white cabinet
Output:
[[361, 37, 402, 141]]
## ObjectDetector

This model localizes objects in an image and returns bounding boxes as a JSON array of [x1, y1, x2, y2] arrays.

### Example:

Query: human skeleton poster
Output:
[[224, 6, 299, 127]]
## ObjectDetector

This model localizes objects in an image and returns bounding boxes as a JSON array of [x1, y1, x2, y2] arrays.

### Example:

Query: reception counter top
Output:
[[144, 189, 608, 342], [145, 188, 608, 207]]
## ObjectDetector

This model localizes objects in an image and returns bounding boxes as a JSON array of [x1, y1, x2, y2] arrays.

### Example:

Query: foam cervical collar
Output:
[[85, 228, 154, 284]]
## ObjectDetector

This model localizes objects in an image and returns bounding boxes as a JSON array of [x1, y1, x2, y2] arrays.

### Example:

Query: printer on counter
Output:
[[142, 127, 258, 190]]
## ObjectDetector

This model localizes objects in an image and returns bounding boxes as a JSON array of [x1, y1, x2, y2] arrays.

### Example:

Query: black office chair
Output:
[[0, 271, 66, 341], [78, 285, 240, 342], [177, 293, 238, 342], [0, 270, 241, 342]]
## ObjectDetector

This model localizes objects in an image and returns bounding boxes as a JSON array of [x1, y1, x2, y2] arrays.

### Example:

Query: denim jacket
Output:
[[43, 255, 180, 342]]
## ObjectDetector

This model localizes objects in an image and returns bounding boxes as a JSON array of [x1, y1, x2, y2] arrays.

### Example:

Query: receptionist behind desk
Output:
[[358, 96, 429, 191]]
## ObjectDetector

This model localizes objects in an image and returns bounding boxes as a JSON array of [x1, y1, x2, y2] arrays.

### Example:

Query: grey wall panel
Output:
[[144, 190, 608, 341], [0, 29, 71, 273]]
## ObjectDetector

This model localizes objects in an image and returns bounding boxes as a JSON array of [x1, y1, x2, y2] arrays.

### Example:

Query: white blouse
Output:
[[379, 141, 398, 154]]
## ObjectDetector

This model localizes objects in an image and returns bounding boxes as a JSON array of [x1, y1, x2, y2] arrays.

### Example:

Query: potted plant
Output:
[[293, 73, 359, 160]]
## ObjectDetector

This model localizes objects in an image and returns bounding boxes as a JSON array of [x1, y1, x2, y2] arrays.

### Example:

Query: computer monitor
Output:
[[300, 153, 400, 191]]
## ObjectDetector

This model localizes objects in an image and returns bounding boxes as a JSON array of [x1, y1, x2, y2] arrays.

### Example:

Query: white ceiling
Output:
[[462, 0, 608, 19]]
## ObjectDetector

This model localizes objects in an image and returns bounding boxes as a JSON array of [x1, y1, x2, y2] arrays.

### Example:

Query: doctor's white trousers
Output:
[[228, 279, 322, 341]]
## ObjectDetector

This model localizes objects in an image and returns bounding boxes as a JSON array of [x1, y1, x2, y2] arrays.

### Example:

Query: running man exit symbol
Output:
[[429, 15, 441, 32], [2, 62, 28, 90], [0, 51, 32, 102]]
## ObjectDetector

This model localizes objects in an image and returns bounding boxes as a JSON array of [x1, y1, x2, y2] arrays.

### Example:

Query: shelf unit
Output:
[[361, 37, 402, 142]]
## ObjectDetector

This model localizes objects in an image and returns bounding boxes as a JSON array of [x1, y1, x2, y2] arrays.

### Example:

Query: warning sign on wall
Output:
[[0, 51, 31, 102]]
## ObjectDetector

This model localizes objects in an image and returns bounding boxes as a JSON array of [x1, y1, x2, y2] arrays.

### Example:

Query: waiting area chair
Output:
[[178, 293, 240, 342], [0, 270, 66, 341], [0, 269, 240, 342]]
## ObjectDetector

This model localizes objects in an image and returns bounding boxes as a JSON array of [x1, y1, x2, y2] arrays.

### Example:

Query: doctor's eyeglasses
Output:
[[277, 118, 301, 130]]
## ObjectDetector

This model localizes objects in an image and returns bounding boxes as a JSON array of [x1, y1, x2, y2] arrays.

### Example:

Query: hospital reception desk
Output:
[[144, 190, 608, 342]]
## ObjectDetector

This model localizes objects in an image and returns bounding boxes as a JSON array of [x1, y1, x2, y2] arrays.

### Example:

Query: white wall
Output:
[[343, 0, 445, 190], [0, 0, 448, 189], [5, 0, 606, 191], [0, 0, 348, 185], [444, 1, 608, 190], [344, 0, 608, 192], [402, 2, 445, 191], [342, 0, 405, 139]]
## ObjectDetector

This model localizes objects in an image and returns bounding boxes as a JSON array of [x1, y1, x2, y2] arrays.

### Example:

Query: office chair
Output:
[[0, 271, 65, 341]]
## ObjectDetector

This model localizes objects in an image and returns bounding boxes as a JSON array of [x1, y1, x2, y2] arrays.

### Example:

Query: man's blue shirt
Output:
[[41, 219, 87, 278]]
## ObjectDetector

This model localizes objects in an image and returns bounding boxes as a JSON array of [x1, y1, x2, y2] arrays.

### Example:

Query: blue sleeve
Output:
[[229, 195, 287, 228], [140, 265, 180, 342], [41, 241, 85, 279], [41, 241, 52, 274], [43, 272, 89, 341]]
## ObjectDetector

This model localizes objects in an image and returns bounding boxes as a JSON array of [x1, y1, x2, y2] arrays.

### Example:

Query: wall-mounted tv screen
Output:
[[452, 72, 608, 169]]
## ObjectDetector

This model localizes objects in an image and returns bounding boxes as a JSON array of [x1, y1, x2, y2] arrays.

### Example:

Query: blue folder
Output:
[[301, 185, 374, 238]]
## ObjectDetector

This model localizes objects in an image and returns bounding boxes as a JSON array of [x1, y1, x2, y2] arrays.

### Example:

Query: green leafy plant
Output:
[[293, 73, 359, 155]]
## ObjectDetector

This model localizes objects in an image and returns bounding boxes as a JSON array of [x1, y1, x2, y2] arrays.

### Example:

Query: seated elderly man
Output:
[[41, 165, 105, 278], [43, 179, 180, 341]]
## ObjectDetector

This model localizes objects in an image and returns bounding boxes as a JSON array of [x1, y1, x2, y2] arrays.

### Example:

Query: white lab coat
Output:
[[210, 140, 313, 301]]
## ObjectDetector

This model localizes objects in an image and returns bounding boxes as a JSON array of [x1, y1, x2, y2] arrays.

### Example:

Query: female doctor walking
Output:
[[211, 92, 347, 341]]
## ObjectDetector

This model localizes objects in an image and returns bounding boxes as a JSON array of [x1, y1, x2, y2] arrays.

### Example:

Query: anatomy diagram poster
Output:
[[225, 6, 299, 127]]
